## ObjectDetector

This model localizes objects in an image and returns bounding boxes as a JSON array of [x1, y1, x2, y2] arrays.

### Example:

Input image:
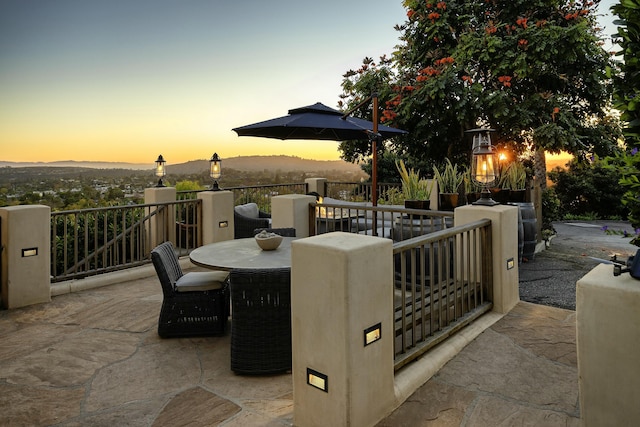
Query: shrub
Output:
[[548, 157, 628, 219]]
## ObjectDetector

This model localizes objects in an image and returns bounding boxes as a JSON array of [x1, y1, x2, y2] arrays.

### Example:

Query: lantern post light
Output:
[[155, 155, 166, 187], [468, 128, 500, 206], [209, 153, 222, 191]]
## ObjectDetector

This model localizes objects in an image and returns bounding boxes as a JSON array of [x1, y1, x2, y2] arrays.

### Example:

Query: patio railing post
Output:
[[291, 232, 395, 426], [271, 194, 316, 238], [577, 264, 640, 425], [0, 205, 51, 309], [454, 204, 519, 314], [304, 177, 327, 197], [144, 186, 176, 251], [197, 190, 234, 244]]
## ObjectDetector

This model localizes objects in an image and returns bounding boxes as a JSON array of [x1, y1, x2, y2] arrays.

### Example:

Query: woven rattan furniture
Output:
[[229, 267, 292, 374], [234, 204, 271, 238], [252, 227, 296, 237], [151, 241, 230, 338]]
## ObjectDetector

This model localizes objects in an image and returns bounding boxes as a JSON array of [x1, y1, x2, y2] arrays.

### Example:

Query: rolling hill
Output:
[[0, 155, 364, 174]]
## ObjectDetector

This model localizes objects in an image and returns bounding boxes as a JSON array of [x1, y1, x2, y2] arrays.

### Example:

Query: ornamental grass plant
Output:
[[396, 159, 433, 200], [433, 158, 464, 194]]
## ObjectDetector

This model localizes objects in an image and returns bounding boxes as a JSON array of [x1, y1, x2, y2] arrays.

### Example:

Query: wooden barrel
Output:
[[517, 208, 524, 264], [511, 202, 537, 262]]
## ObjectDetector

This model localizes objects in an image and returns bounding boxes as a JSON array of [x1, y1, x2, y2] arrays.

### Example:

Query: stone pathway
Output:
[[0, 275, 294, 426], [1, 270, 579, 426], [377, 303, 579, 426]]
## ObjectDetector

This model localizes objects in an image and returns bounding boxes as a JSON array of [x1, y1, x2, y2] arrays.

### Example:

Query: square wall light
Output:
[[364, 323, 382, 346], [307, 368, 328, 392]]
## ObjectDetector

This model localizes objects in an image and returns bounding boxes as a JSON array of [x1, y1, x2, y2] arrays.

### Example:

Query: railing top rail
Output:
[[224, 183, 307, 191], [392, 218, 491, 253], [176, 182, 307, 195], [314, 201, 454, 219], [51, 199, 201, 216], [325, 181, 400, 185]]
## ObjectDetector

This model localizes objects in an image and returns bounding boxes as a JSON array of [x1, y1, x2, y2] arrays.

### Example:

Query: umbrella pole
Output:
[[372, 95, 378, 208], [371, 96, 379, 236]]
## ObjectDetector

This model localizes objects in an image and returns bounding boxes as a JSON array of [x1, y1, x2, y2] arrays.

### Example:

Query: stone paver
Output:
[[378, 301, 579, 426], [1, 268, 577, 426], [152, 386, 241, 426]]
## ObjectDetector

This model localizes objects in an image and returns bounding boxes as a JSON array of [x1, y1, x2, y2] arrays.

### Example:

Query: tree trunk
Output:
[[534, 146, 547, 191]]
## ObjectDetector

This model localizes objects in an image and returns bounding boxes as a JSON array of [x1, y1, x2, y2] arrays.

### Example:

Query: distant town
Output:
[[0, 155, 366, 210]]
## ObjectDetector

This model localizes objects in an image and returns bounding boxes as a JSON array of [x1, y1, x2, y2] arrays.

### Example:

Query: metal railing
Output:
[[51, 182, 308, 282], [50, 199, 201, 282], [311, 201, 453, 239], [325, 181, 401, 202], [310, 201, 492, 369], [392, 219, 493, 370]]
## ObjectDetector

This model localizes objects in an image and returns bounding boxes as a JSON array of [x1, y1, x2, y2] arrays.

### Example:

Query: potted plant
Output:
[[396, 159, 433, 210], [502, 162, 527, 202], [433, 158, 464, 210], [462, 166, 482, 204]]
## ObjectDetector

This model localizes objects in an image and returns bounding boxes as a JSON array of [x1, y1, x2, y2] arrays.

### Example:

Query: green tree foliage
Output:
[[339, 0, 620, 185], [609, 0, 640, 244], [104, 186, 125, 202], [548, 157, 628, 219], [175, 180, 204, 192]]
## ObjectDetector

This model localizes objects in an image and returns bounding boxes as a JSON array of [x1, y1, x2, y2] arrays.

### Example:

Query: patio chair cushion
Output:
[[175, 271, 229, 292], [234, 202, 260, 219]]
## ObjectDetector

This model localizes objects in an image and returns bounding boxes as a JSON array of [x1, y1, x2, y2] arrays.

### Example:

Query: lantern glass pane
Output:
[[155, 162, 166, 178], [210, 162, 221, 179], [473, 153, 496, 184]]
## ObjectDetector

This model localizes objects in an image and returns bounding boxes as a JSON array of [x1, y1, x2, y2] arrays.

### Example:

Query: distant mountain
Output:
[[0, 160, 151, 170], [0, 156, 364, 174], [167, 156, 363, 175]]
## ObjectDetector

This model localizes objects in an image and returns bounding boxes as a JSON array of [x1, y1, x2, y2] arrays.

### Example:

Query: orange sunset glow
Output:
[[0, 1, 618, 165]]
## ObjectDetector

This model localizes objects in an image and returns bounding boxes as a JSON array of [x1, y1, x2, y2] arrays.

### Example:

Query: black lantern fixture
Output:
[[209, 153, 222, 191], [155, 154, 166, 187], [468, 128, 500, 206]]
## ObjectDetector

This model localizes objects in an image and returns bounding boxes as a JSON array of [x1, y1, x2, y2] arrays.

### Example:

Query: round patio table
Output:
[[189, 237, 296, 271]]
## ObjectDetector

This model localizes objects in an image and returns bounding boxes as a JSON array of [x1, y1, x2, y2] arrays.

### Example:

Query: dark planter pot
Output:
[[404, 199, 430, 210], [465, 192, 481, 204], [490, 188, 510, 204], [438, 193, 459, 211], [404, 199, 430, 218], [508, 190, 527, 203]]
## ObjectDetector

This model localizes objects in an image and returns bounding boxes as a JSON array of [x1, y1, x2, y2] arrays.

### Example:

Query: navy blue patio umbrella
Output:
[[232, 101, 408, 205], [232, 102, 407, 141]]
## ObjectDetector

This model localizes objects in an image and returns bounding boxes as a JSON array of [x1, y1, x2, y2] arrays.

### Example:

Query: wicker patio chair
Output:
[[151, 241, 230, 338], [234, 204, 271, 238], [229, 267, 292, 374], [252, 227, 296, 237]]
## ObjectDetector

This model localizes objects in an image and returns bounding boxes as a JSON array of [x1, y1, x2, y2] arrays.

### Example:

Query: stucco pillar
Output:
[[271, 194, 315, 238], [305, 177, 327, 197], [0, 205, 51, 309], [291, 232, 395, 427], [197, 190, 233, 244], [144, 186, 176, 250], [577, 263, 640, 426], [454, 204, 519, 314], [427, 178, 438, 210]]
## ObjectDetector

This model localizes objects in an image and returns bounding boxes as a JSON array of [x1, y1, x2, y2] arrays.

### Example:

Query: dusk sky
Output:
[[0, 1, 618, 165]]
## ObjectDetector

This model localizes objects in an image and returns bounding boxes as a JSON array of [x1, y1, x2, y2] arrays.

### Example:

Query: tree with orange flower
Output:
[[338, 0, 621, 186]]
